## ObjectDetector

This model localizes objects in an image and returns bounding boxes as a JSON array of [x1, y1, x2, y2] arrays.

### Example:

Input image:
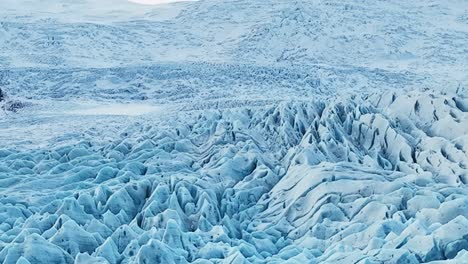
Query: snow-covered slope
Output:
[[0, 0, 467, 263], [1, 0, 467, 79]]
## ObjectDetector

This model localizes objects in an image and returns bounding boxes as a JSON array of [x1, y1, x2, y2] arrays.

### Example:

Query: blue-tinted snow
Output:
[[0, 0, 467, 263]]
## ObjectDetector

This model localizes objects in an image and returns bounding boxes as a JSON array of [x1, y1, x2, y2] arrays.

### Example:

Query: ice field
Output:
[[0, 0, 467, 263]]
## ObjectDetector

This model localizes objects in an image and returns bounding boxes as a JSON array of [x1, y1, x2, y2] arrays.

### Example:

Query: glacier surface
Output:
[[0, 0, 467, 263]]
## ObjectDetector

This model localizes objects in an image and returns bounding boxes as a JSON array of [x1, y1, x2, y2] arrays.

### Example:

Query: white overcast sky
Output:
[[129, 0, 197, 4]]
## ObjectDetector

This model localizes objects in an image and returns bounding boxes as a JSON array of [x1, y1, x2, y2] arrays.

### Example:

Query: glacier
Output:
[[0, 0, 467, 263]]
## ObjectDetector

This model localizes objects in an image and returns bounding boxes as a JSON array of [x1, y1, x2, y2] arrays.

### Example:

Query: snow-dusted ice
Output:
[[0, 0, 467, 263]]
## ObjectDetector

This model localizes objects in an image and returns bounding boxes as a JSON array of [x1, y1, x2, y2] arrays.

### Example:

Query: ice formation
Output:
[[0, 0, 467, 263]]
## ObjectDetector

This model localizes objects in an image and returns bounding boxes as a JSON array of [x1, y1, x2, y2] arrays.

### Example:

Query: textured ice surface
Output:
[[0, 0, 468, 263]]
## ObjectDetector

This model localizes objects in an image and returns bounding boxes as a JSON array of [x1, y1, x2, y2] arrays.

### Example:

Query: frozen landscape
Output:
[[0, 0, 467, 263]]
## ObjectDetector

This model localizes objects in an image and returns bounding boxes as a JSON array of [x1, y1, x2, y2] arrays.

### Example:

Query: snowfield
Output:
[[0, 0, 467, 263]]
